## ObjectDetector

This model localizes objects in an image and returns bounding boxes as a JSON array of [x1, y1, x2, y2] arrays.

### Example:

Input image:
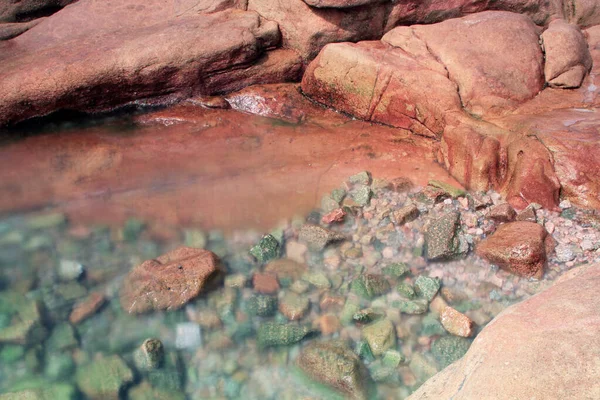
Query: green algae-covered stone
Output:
[[0, 384, 76, 400], [297, 340, 373, 400], [46, 324, 78, 351], [340, 300, 361, 325], [44, 353, 75, 381], [349, 171, 372, 186], [351, 274, 390, 299], [129, 381, 185, 400], [362, 319, 395, 356], [25, 213, 67, 230], [246, 294, 277, 317], [431, 336, 472, 369], [414, 276, 441, 301], [123, 218, 145, 242], [256, 322, 311, 348], [354, 340, 375, 362], [420, 314, 446, 337], [133, 338, 164, 372], [302, 272, 331, 289], [382, 263, 409, 278], [394, 299, 428, 315], [352, 308, 384, 324], [428, 180, 466, 198], [0, 299, 47, 346], [76, 355, 133, 400], [331, 188, 347, 204], [396, 282, 416, 299], [350, 185, 372, 207], [0, 345, 24, 364], [382, 350, 405, 368], [250, 234, 280, 263]]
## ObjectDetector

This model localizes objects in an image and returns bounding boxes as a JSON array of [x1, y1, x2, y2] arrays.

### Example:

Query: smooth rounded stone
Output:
[[46, 323, 77, 351], [487, 203, 516, 222], [350, 274, 390, 299], [134, 339, 164, 371], [57, 260, 84, 281], [555, 244, 576, 262], [252, 273, 280, 294], [76, 355, 134, 400], [290, 280, 310, 294], [431, 336, 472, 369], [256, 322, 312, 348], [250, 234, 280, 263], [414, 276, 441, 301], [297, 340, 374, 400], [428, 180, 466, 198], [45, 353, 75, 381], [0, 384, 77, 400], [25, 213, 67, 230], [396, 282, 416, 299], [0, 298, 46, 346], [394, 299, 429, 315], [542, 19, 592, 88], [120, 247, 220, 314], [246, 294, 278, 317], [129, 381, 186, 400], [424, 211, 463, 261], [175, 323, 202, 350], [299, 224, 346, 251], [393, 204, 420, 226], [69, 291, 106, 324], [302, 272, 331, 289], [476, 222, 552, 278], [362, 319, 396, 356], [349, 185, 372, 206], [264, 258, 308, 281], [279, 292, 310, 320], [440, 307, 475, 337]]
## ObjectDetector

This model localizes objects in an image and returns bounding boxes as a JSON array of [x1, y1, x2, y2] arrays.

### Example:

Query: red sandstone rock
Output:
[[0, 3, 297, 126], [69, 291, 106, 324], [252, 273, 280, 294], [264, 258, 308, 281], [542, 19, 592, 88], [476, 222, 551, 279], [408, 264, 600, 399], [120, 247, 220, 314], [440, 306, 475, 337], [487, 203, 516, 223], [0, 0, 74, 23], [303, 0, 383, 7]]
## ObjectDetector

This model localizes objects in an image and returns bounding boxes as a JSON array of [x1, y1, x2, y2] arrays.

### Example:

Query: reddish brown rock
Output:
[[120, 247, 220, 314], [69, 292, 106, 324], [396, 11, 544, 118], [487, 203, 516, 223], [408, 264, 600, 399], [0, 0, 74, 23], [303, 0, 383, 7], [264, 258, 308, 281], [393, 204, 419, 226], [476, 222, 551, 278], [542, 19, 592, 88], [0, 19, 43, 40], [322, 208, 346, 224], [252, 273, 280, 294], [440, 306, 475, 337], [0, 2, 298, 126]]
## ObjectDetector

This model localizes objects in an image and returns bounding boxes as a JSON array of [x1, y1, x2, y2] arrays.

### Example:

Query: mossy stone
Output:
[[350, 274, 390, 299], [246, 294, 277, 317], [362, 319, 395, 356], [256, 322, 311, 348], [249, 234, 280, 263], [75, 355, 134, 400], [414, 276, 441, 301], [431, 336, 472, 369], [382, 263, 409, 278], [396, 282, 416, 298]]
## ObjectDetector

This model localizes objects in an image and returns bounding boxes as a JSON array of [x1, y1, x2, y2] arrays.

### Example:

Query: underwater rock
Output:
[[134, 339, 164, 371], [299, 224, 346, 251], [252, 273, 280, 294], [120, 247, 220, 314], [0, 297, 47, 346], [414, 276, 441, 302], [76, 355, 134, 400], [264, 258, 307, 281], [256, 322, 312, 347], [351, 274, 390, 299], [487, 203, 516, 223], [297, 340, 373, 400], [69, 292, 106, 324], [279, 292, 310, 320], [440, 306, 475, 338], [431, 336, 472, 369], [424, 211, 464, 261], [393, 204, 420, 226], [362, 319, 395, 356], [250, 234, 281, 263]]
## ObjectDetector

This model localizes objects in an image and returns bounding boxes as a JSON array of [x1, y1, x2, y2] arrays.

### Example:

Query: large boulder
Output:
[[391, 11, 544, 118], [542, 19, 592, 88], [120, 247, 221, 314], [408, 264, 600, 399], [0, 1, 301, 126]]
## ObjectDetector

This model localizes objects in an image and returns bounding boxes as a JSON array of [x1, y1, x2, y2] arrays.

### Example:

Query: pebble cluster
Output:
[[0, 172, 598, 400]]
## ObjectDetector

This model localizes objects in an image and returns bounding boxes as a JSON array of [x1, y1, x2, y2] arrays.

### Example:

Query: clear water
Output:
[[0, 105, 584, 400]]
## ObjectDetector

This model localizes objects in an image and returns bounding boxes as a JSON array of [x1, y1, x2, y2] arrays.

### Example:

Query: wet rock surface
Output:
[[120, 247, 220, 314]]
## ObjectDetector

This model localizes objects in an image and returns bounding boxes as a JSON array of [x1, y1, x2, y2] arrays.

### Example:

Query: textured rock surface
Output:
[[409, 264, 600, 399], [476, 222, 552, 278], [120, 247, 220, 314], [0, 0, 74, 23], [297, 340, 373, 399], [0, 1, 300, 125], [542, 19, 592, 88]]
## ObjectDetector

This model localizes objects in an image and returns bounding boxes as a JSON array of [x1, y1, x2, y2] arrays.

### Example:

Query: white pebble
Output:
[[175, 323, 202, 349]]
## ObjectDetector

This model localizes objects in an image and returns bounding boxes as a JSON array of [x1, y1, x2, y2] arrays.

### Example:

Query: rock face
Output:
[[120, 247, 220, 314], [542, 19, 592, 88], [409, 264, 600, 399], [0, 0, 75, 23], [476, 222, 552, 278], [0, 1, 301, 125], [297, 340, 373, 400]]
